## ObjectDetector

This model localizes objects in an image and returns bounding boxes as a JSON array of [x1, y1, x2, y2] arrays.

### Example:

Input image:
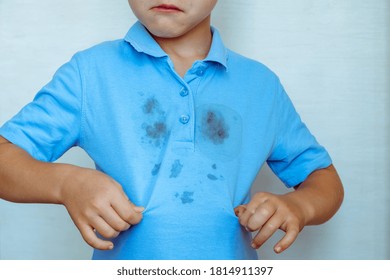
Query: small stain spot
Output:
[[143, 98, 158, 115], [207, 174, 218, 181], [174, 192, 179, 198], [202, 111, 230, 145], [145, 122, 167, 139], [212, 164, 217, 170], [180, 191, 194, 204], [151, 163, 161, 176], [170, 160, 184, 178]]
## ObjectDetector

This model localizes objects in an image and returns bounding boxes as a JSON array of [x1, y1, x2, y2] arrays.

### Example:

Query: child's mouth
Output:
[[152, 4, 183, 13]]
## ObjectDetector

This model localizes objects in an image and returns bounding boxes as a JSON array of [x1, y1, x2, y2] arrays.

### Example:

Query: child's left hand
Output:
[[234, 192, 306, 254]]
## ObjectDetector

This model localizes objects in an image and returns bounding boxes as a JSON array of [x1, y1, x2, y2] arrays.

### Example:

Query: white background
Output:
[[0, 0, 389, 260]]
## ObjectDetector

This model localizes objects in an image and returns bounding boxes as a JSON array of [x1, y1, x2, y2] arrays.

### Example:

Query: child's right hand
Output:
[[59, 166, 144, 250]]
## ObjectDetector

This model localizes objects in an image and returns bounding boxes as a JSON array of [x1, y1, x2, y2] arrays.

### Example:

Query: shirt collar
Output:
[[124, 21, 228, 70]]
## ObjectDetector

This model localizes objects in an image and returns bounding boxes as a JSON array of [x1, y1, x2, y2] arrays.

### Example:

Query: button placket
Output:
[[178, 87, 190, 125]]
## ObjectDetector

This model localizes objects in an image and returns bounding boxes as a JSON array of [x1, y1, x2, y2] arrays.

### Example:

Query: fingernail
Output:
[[108, 244, 114, 250], [251, 243, 257, 249], [134, 206, 145, 213], [275, 246, 282, 253]]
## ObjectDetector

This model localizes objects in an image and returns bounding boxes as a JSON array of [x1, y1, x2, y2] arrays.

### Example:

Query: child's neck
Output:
[[151, 16, 212, 78]]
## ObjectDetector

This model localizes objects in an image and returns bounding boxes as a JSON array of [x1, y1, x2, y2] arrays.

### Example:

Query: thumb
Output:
[[234, 205, 247, 217], [127, 199, 145, 213], [133, 206, 145, 213]]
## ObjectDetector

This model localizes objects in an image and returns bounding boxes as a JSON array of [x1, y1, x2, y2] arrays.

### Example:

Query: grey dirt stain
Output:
[[143, 98, 159, 115], [180, 191, 194, 204], [151, 163, 161, 176], [170, 160, 183, 178], [141, 97, 168, 147], [202, 110, 230, 145], [145, 122, 167, 139], [207, 174, 218, 181]]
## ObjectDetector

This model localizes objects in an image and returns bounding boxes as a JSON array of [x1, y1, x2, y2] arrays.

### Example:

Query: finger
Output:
[[251, 214, 283, 249], [79, 224, 114, 250], [111, 198, 143, 225], [117, 183, 145, 213], [274, 224, 300, 254], [245, 201, 276, 232], [237, 205, 256, 228], [234, 205, 246, 217], [238, 195, 269, 228], [112, 181, 145, 214], [91, 216, 120, 239], [99, 207, 131, 232]]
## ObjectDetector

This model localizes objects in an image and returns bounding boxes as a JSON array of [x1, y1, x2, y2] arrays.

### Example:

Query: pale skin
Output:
[[0, 0, 344, 254]]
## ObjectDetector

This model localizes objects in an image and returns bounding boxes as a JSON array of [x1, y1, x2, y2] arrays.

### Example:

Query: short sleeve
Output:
[[267, 79, 332, 188], [0, 54, 83, 162]]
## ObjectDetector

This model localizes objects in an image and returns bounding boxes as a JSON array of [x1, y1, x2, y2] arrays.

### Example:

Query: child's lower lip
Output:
[[152, 5, 183, 13]]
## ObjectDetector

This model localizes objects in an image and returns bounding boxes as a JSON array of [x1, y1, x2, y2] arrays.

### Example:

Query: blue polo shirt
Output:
[[0, 21, 332, 260]]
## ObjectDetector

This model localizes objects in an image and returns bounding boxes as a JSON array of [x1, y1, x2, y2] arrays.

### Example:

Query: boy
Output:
[[0, 0, 343, 259]]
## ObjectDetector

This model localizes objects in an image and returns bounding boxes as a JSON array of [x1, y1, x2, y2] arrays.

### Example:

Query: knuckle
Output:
[[123, 212, 134, 223], [128, 213, 143, 224], [86, 238, 99, 249], [265, 222, 277, 231], [114, 221, 130, 232], [287, 216, 301, 228], [246, 223, 257, 232], [259, 207, 270, 217], [238, 216, 245, 225], [91, 199, 106, 211], [121, 222, 131, 231], [84, 209, 97, 220], [289, 225, 300, 235], [101, 228, 119, 239], [252, 235, 266, 248], [83, 232, 99, 249]]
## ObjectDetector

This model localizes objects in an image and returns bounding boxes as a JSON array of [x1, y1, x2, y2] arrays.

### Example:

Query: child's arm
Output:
[[235, 164, 343, 254], [0, 136, 143, 250]]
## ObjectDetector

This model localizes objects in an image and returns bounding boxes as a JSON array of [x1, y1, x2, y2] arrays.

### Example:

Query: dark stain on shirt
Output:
[[145, 122, 167, 139], [151, 163, 161, 176], [202, 111, 229, 145], [141, 97, 168, 147], [143, 98, 159, 115], [180, 191, 194, 204], [207, 174, 218, 181], [170, 160, 183, 178], [212, 164, 217, 170]]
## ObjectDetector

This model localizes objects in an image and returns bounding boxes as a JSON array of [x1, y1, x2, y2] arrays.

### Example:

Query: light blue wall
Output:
[[0, 0, 389, 259]]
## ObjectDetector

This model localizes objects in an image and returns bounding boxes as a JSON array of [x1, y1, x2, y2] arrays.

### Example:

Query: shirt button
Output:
[[196, 68, 205, 76], [179, 115, 190, 124], [180, 88, 189, 97]]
